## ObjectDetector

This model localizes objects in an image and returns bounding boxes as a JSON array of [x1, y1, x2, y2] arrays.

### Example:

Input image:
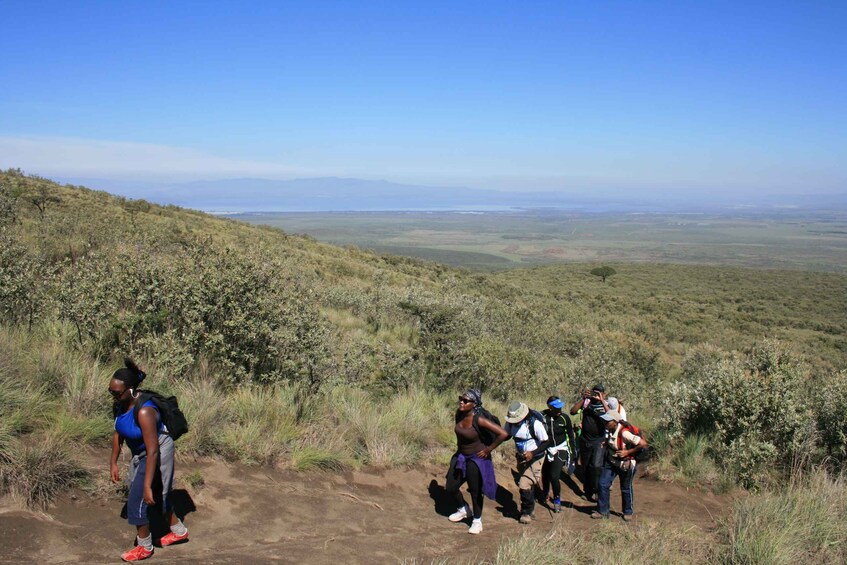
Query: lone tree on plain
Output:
[[590, 266, 616, 283]]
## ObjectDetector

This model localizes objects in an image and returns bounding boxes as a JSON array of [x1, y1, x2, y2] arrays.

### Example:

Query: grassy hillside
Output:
[[1, 169, 846, 500]]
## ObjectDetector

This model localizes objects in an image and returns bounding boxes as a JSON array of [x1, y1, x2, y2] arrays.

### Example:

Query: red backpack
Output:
[[615, 422, 643, 461]]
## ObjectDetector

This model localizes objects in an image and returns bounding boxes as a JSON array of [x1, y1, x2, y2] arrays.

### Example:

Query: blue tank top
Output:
[[115, 400, 162, 456]]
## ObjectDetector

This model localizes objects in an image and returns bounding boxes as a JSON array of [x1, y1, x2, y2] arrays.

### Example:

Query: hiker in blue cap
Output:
[[540, 396, 576, 513]]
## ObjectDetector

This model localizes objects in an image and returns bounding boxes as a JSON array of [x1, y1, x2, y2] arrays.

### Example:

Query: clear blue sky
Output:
[[1, 0, 845, 195]]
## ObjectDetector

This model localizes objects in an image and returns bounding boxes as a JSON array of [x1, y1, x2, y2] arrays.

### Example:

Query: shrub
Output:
[[660, 342, 809, 488], [815, 370, 847, 462]]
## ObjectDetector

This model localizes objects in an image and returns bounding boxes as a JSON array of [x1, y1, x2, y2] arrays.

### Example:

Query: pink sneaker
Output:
[[160, 529, 189, 547], [121, 545, 153, 562]]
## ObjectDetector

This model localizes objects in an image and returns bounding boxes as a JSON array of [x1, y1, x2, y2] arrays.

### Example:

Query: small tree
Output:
[[590, 266, 616, 283]]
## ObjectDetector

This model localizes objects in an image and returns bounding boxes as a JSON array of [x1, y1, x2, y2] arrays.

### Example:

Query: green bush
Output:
[[660, 341, 809, 488], [816, 370, 847, 462]]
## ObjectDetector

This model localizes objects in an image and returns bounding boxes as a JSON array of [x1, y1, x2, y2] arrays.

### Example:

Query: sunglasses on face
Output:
[[458, 397, 474, 404], [108, 388, 125, 399]]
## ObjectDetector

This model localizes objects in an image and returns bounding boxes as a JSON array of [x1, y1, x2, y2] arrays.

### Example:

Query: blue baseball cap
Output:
[[548, 398, 564, 409]]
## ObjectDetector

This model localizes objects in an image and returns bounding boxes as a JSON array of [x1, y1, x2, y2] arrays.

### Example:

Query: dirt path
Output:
[[0, 452, 729, 564]]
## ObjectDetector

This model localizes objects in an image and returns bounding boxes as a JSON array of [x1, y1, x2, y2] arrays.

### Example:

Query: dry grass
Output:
[[720, 469, 847, 564], [5, 436, 88, 510], [488, 519, 714, 565]]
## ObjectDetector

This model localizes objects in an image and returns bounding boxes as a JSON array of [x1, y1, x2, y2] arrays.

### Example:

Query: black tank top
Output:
[[455, 421, 485, 456]]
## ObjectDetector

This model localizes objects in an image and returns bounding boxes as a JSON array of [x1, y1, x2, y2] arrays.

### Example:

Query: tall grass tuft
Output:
[[670, 433, 722, 486], [47, 410, 113, 443], [0, 421, 15, 490], [7, 436, 88, 510], [219, 386, 299, 465], [328, 387, 452, 466], [490, 520, 713, 564], [291, 446, 348, 472], [173, 378, 229, 457], [719, 468, 847, 564]]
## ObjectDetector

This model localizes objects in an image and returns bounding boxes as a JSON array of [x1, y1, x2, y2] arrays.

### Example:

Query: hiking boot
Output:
[[121, 545, 153, 562], [160, 529, 189, 546], [448, 504, 470, 522], [468, 519, 483, 535], [590, 511, 609, 520], [622, 514, 635, 522], [519, 513, 532, 525]]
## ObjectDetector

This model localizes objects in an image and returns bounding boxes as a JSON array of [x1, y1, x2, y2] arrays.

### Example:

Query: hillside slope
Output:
[[2, 168, 844, 400]]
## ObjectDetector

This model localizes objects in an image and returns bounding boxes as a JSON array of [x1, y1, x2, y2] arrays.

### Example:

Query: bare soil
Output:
[[0, 451, 729, 564]]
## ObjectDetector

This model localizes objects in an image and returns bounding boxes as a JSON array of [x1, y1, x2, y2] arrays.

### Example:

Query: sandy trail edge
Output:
[[0, 451, 729, 564]]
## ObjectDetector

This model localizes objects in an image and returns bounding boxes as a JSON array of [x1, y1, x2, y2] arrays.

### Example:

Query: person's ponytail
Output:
[[111, 357, 146, 390]]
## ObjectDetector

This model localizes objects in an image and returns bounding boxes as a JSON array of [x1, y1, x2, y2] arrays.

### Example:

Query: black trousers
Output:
[[578, 439, 604, 498], [446, 454, 484, 519], [542, 450, 570, 500]]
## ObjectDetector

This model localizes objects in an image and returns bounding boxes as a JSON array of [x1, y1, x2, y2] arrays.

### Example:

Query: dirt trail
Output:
[[0, 452, 729, 564]]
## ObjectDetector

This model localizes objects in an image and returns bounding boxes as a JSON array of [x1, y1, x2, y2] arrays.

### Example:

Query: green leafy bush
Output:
[[660, 342, 809, 487], [815, 370, 847, 462]]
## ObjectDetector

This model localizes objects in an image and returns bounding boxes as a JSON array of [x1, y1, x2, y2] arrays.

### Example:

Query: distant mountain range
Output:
[[53, 176, 847, 214]]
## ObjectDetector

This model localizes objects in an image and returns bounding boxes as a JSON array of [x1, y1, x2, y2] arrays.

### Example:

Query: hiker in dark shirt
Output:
[[570, 383, 607, 502], [445, 389, 508, 535], [541, 396, 576, 513]]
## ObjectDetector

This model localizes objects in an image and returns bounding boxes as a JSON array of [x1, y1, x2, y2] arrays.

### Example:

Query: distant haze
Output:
[[53, 176, 847, 214]]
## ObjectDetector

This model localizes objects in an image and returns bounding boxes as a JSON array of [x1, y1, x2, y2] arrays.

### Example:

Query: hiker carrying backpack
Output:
[[133, 391, 189, 441], [504, 401, 552, 525], [109, 358, 191, 561], [445, 389, 509, 535], [593, 410, 648, 521]]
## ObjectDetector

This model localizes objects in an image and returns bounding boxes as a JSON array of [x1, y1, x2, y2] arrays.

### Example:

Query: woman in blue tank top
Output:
[[109, 359, 189, 562]]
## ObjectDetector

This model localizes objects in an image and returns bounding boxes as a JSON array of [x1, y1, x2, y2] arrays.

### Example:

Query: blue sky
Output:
[[1, 0, 845, 195]]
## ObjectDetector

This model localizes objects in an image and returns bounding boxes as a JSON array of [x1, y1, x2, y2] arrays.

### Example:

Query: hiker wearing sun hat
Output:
[[504, 401, 551, 524]]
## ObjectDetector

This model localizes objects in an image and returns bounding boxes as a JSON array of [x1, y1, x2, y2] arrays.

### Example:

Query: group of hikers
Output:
[[445, 384, 647, 535], [107, 357, 646, 562]]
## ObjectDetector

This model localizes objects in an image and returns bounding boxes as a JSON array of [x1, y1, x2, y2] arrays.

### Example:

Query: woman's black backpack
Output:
[[472, 407, 502, 446], [133, 391, 189, 441]]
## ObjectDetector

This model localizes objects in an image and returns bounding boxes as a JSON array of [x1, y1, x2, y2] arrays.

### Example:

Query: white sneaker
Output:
[[448, 505, 469, 522], [468, 519, 483, 535]]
